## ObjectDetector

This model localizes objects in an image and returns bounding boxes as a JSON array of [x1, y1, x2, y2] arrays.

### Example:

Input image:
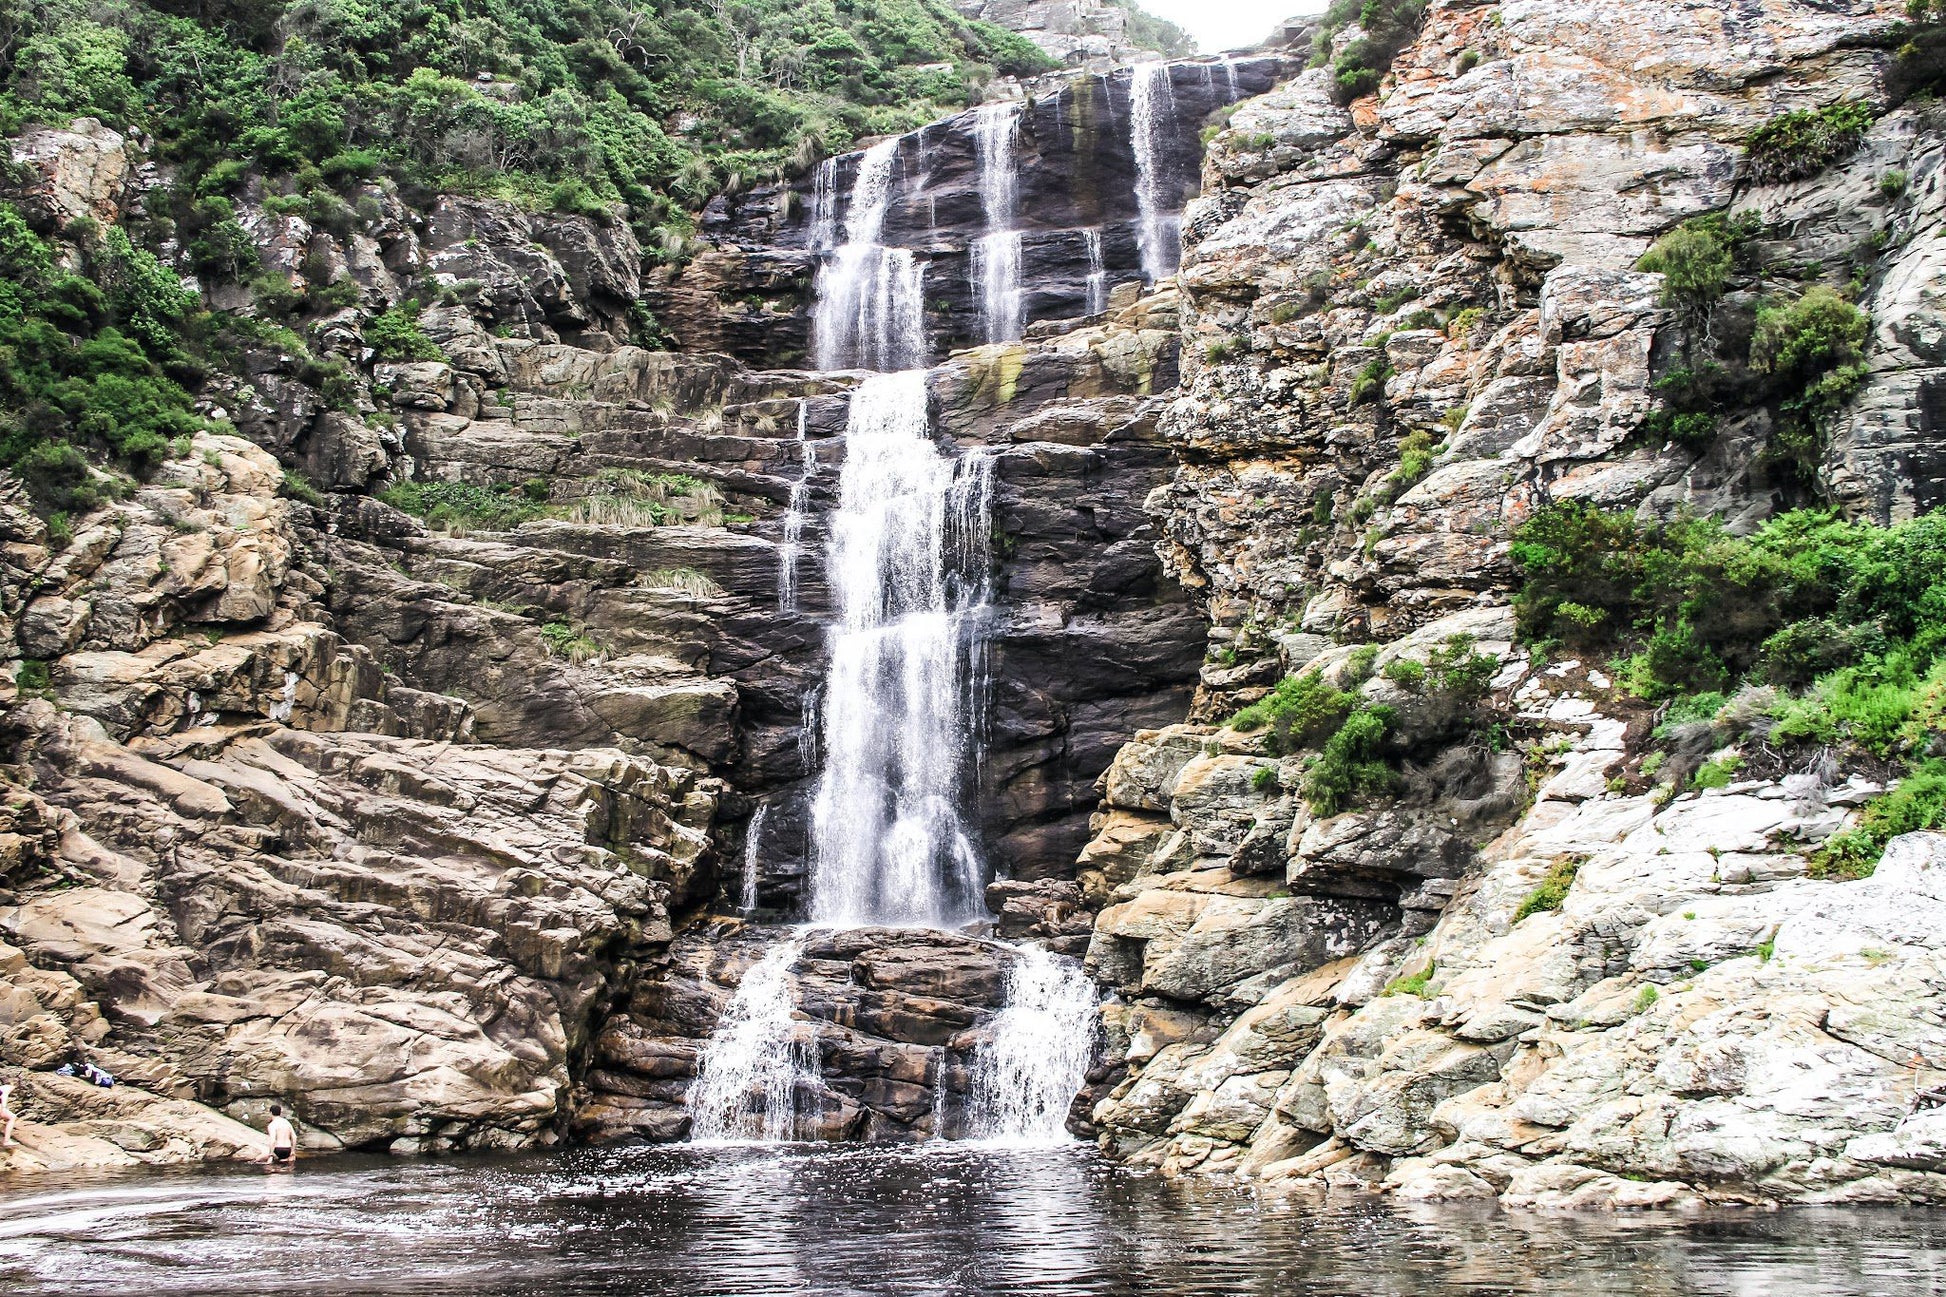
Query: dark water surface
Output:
[[2, 1143, 1942, 1295]]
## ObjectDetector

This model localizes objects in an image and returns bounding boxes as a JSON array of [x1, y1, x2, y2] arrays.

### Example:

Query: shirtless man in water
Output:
[[1, 1082, 17, 1147], [263, 1104, 296, 1169]]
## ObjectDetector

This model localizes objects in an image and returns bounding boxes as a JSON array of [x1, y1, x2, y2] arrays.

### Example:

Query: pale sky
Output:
[[1141, 0, 1327, 53]]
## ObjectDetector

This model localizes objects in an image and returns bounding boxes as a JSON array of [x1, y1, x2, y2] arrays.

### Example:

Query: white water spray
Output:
[[1130, 62, 1179, 284], [687, 940, 819, 1142], [969, 947, 1099, 1146], [1083, 229, 1108, 317], [739, 804, 769, 916], [808, 370, 991, 928], [812, 141, 926, 372], [972, 103, 1025, 345], [778, 399, 817, 612]]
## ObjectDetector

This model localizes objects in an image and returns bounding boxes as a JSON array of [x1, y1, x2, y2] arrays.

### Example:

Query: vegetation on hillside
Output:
[[0, 0, 1120, 511], [0, 0, 1054, 230], [1632, 211, 1870, 483], [1309, 0, 1426, 104], [1513, 502, 1946, 874]]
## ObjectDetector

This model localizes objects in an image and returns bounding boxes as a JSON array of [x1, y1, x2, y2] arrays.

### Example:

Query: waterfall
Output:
[[1084, 229, 1108, 317], [968, 947, 1099, 1146], [1130, 62, 1179, 285], [808, 158, 839, 252], [778, 399, 816, 612], [972, 103, 1025, 345], [739, 804, 769, 916], [807, 370, 991, 928], [687, 940, 819, 1142], [812, 140, 926, 372]]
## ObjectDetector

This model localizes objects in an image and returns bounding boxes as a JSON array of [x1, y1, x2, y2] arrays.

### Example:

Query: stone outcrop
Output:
[[959, 1, 1181, 71], [1075, 0, 1946, 1206]]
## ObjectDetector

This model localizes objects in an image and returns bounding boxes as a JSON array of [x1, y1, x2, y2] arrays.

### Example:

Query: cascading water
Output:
[[968, 946, 1100, 1146], [971, 102, 1025, 345], [807, 369, 991, 927], [1083, 229, 1108, 317], [694, 55, 1286, 1144], [777, 399, 815, 613], [739, 804, 769, 916], [812, 140, 926, 372], [686, 940, 820, 1142], [1130, 62, 1179, 285]]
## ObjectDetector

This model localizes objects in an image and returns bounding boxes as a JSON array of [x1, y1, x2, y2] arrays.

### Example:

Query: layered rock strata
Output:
[[1078, 0, 1946, 1206]]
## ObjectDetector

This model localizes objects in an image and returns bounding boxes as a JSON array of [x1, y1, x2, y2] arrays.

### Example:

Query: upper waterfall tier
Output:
[[674, 56, 1289, 370]]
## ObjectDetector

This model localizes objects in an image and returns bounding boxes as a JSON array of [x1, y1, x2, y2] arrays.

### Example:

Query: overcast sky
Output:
[[1141, 0, 1325, 53]]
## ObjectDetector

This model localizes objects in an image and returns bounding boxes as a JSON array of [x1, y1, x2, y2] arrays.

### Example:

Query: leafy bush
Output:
[[1383, 960, 1436, 998], [0, 203, 207, 510], [1513, 855, 1581, 922], [1303, 705, 1397, 816], [363, 307, 443, 363], [1635, 211, 1760, 317], [1348, 358, 1391, 406], [1812, 759, 1946, 878], [1228, 670, 1356, 755], [377, 480, 547, 532], [1746, 101, 1877, 185], [1751, 286, 1870, 480], [539, 618, 602, 664], [1312, 0, 1429, 105]]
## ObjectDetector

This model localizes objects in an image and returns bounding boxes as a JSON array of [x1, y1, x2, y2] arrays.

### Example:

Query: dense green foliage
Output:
[[1815, 760, 1946, 877], [1309, 0, 1426, 105], [0, 0, 1055, 229], [1745, 101, 1877, 185], [1228, 635, 1496, 817], [1630, 211, 1869, 481], [1635, 211, 1760, 320], [0, 204, 210, 510], [1514, 503, 1946, 871], [377, 478, 551, 530]]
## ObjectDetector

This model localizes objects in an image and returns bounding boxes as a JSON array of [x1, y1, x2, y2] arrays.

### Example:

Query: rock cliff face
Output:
[[0, 49, 1236, 1166], [1077, 0, 1946, 1206]]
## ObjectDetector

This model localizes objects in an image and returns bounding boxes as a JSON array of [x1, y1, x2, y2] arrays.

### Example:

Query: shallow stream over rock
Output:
[[4, 1145, 1943, 1295]]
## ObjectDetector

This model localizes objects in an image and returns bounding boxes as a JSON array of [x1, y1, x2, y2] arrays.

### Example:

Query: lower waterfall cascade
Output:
[[968, 947, 1101, 1145], [685, 941, 819, 1143]]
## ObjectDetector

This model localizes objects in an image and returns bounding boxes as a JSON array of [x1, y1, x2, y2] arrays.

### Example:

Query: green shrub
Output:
[[1383, 658, 1427, 690], [363, 307, 443, 362], [1513, 855, 1581, 922], [1251, 765, 1279, 792], [1692, 753, 1743, 790], [1746, 101, 1877, 185], [1383, 960, 1436, 998], [278, 470, 325, 507], [1303, 705, 1397, 816], [1228, 670, 1356, 754], [1635, 211, 1760, 317], [1633, 984, 1660, 1013], [1388, 428, 1439, 494], [1312, 0, 1430, 105], [1812, 758, 1946, 878], [377, 480, 546, 532], [539, 619, 601, 664], [1751, 286, 1870, 480], [1348, 358, 1391, 407], [14, 659, 53, 696]]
